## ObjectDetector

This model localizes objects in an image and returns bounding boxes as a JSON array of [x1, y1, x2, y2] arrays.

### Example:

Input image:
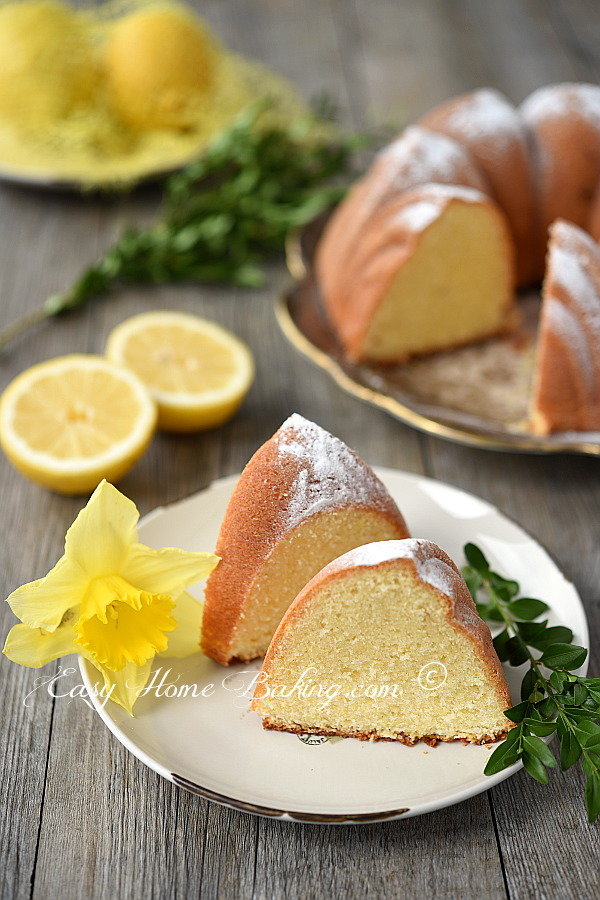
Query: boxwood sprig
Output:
[[462, 542, 600, 823]]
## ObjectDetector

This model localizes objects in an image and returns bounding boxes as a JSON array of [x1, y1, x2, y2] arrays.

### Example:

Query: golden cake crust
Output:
[[531, 220, 600, 434], [201, 416, 409, 664], [521, 84, 600, 247], [253, 538, 513, 744]]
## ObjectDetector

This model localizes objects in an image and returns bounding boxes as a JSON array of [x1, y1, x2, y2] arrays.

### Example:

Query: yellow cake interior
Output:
[[361, 201, 514, 361], [253, 564, 511, 743], [229, 508, 406, 662]]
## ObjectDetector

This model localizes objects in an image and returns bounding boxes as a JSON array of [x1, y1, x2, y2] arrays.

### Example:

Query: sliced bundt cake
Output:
[[323, 184, 515, 363], [201, 416, 409, 664], [316, 125, 488, 308], [252, 539, 513, 744]]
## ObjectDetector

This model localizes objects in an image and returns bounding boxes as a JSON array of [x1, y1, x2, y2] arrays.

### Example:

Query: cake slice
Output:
[[419, 88, 538, 285], [323, 184, 515, 364], [201, 415, 409, 664], [252, 539, 513, 745], [316, 125, 488, 306], [530, 220, 600, 434]]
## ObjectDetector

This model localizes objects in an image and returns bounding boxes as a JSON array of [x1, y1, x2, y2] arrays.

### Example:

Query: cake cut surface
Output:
[[201, 415, 409, 664], [252, 539, 513, 745], [323, 184, 515, 363], [531, 220, 600, 434]]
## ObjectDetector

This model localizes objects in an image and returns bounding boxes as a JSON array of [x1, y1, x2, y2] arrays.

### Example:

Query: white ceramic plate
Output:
[[80, 469, 589, 823]]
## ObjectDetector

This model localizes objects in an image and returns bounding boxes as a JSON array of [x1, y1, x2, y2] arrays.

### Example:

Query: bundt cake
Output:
[[201, 415, 409, 664], [252, 539, 513, 745], [316, 125, 488, 308], [322, 183, 515, 364], [419, 88, 538, 285], [521, 84, 600, 242], [531, 220, 600, 434]]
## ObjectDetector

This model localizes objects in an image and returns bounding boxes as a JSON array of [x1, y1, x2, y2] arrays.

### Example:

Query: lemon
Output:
[[0, 355, 157, 495], [105, 311, 255, 433], [0, 1, 97, 127], [104, 4, 221, 131]]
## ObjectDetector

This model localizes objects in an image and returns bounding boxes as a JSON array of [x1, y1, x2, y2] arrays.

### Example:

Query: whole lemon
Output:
[[0, 0, 97, 126], [104, 4, 222, 131]]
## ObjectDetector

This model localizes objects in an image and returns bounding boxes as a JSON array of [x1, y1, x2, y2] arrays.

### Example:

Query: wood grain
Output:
[[0, 1, 598, 898]]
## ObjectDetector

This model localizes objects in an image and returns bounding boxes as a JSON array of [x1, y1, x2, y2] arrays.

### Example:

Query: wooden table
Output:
[[1, 1, 599, 897]]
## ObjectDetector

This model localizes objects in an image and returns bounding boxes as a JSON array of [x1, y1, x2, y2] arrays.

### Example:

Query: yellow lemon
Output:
[[105, 311, 255, 433], [0, 355, 157, 495], [104, 4, 221, 130], [0, 0, 97, 127]]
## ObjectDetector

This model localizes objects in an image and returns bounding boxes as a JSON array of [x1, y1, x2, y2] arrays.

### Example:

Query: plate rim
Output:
[[79, 467, 589, 823], [279, 231, 600, 457]]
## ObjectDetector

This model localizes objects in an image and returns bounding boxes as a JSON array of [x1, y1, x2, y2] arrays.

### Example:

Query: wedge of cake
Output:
[[201, 415, 409, 664], [252, 539, 513, 745]]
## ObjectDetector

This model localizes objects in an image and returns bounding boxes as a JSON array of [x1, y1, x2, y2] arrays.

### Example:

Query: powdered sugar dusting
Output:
[[325, 538, 457, 597], [545, 300, 594, 395], [390, 184, 484, 233], [275, 415, 394, 528], [367, 126, 486, 199], [442, 89, 518, 155], [551, 225, 600, 340], [392, 199, 440, 232], [521, 83, 600, 124]]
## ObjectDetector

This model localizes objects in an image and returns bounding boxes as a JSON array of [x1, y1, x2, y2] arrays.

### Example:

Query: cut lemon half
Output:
[[105, 311, 255, 433], [0, 355, 157, 495]]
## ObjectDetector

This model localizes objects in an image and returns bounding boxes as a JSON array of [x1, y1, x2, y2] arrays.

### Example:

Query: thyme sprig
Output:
[[0, 99, 367, 352], [462, 543, 600, 823]]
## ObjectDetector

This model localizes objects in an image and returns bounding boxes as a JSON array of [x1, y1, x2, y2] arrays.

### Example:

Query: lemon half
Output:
[[0, 355, 157, 495], [105, 311, 255, 433]]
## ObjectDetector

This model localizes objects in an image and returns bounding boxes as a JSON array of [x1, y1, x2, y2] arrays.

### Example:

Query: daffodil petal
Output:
[[88, 658, 153, 716], [75, 592, 176, 671], [6, 556, 84, 631], [122, 545, 219, 595], [65, 481, 140, 578], [159, 591, 203, 658], [3, 621, 77, 668]]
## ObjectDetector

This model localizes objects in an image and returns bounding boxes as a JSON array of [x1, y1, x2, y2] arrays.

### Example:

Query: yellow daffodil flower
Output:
[[2, 480, 219, 714]]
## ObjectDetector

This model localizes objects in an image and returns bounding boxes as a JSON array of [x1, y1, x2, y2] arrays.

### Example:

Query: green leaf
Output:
[[493, 629, 511, 662], [523, 719, 556, 737], [521, 668, 539, 701], [506, 636, 529, 667], [540, 644, 588, 671], [483, 729, 522, 776], [523, 752, 549, 784], [509, 597, 550, 620], [505, 701, 530, 723], [585, 771, 600, 823], [559, 730, 582, 770], [463, 566, 483, 599], [463, 543, 490, 573], [516, 620, 548, 642], [488, 572, 519, 598], [522, 734, 557, 768], [529, 625, 574, 650]]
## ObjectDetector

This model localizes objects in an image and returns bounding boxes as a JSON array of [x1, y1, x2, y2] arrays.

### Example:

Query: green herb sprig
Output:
[[0, 99, 367, 353], [462, 543, 600, 823]]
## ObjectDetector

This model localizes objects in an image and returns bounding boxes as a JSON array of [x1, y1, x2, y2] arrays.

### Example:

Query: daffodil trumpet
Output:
[[2, 480, 219, 714]]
